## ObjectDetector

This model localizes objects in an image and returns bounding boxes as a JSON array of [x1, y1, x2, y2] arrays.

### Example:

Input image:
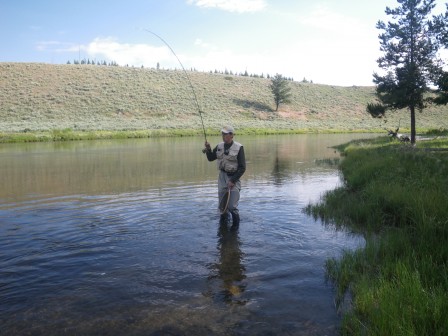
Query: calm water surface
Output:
[[0, 134, 374, 335]]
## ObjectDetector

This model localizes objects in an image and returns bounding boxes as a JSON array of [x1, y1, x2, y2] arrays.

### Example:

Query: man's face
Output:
[[222, 132, 233, 144]]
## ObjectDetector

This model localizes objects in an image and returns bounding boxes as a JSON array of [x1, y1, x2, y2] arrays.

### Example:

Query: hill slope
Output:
[[1, 63, 447, 133]]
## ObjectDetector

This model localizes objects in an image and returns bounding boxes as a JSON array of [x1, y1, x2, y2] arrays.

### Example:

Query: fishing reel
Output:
[[202, 143, 211, 154]]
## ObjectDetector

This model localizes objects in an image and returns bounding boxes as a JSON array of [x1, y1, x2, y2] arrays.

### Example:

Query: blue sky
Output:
[[1, 0, 447, 86]]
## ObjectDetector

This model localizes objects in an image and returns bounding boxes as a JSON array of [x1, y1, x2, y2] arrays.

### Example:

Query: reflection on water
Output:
[[0, 138, 214, 199], [0, 134, 376, 335], [205, 223, 247, 305]]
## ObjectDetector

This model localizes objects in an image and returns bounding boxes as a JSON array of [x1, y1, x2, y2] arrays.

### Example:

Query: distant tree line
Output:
[[65, 59, 309, 83], [67, 59, 119, 66], [208, 68, 297, 81]]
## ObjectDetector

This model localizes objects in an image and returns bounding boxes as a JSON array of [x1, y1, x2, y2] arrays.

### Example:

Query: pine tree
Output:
[[270, 74, 292, 111], [433, 72, 448, 105], [372, 0, 446, 144], [432, 5, 448, 105]]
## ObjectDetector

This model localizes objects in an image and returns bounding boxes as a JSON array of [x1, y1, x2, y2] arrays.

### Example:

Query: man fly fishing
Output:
[[204, 126, 246, 228], [144, 32, 246, 227]]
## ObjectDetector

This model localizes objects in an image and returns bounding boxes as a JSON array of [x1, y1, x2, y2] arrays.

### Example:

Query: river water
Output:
[[0, 134, 373, 335]]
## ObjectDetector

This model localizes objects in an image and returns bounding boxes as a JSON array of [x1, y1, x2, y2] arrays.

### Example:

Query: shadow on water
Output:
[[204, 221, 247, 306]]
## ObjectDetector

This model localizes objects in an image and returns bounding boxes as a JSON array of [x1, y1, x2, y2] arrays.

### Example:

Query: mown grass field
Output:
[[1, 62, 448, 141]]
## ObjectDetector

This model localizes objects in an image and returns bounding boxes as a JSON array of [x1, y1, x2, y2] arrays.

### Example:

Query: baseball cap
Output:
[[221, 125, 235, 134]]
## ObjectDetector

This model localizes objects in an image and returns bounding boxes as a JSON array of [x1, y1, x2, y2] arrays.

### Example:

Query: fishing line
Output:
[[144, 29, 207, 142]]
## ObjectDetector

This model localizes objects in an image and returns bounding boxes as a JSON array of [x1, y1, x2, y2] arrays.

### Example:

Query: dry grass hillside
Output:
[[1, 62, 447, 133]]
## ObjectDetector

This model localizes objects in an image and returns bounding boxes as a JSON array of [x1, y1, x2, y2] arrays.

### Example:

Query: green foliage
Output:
[[306, 137, 448, 335], [51, 128, 77, 141], [424, 128, 448, 136], [366, 102, 386, 118], [373, 0, 447, 143], [432, 71, 448, 105], [431, 5, 448, 105], [269, 73, 292, 111]]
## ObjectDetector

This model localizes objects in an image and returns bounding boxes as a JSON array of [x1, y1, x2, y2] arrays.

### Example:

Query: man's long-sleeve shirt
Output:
[[206, 142, 246, 182]]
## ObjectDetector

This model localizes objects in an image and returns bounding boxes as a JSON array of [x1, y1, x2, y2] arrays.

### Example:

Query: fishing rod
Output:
[[144, 29, 208, 143]]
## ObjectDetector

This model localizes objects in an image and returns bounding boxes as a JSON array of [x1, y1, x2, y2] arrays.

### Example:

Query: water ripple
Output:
[[0, 135, 370, 335]]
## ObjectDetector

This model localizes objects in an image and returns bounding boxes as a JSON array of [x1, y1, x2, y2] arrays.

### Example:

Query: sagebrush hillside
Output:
[[1, 62, 447, 133]]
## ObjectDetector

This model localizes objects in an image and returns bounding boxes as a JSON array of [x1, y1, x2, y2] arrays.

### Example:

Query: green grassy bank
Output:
[[0, 127, 379, 143], [306, 134, 448, 335]]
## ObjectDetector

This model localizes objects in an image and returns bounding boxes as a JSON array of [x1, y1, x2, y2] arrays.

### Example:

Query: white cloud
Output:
[[84, 37, 174, 67], [34, 37, 184, 68], [187, 0, 266, 13], [39, 28, 383, 86], [289, 4, 382, 85], [298, 4, 372, 39], [36, 41, 60, 51], [81, 37, 274, 76], [76, 36, 377, 86], [192, 49, 270, 74], [194, 38, 216, 50], [36, 40, 79, 53]]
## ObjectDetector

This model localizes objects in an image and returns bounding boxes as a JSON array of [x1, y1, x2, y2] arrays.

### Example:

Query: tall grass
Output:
[[0, 128, 208, 143], [306, 136, 448, 335], [0, 127, 391, 143]]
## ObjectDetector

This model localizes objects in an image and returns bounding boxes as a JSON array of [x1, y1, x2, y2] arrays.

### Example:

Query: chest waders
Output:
[[218, 171, 240, 227], [216, 141, 242, 227]]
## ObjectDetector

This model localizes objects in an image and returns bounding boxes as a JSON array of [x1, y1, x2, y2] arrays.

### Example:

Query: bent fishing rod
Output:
[[144, 29, 208, 144]]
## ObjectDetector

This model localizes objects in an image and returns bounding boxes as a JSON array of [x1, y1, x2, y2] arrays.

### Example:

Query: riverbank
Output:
[[306, 134, 448, 335], [0, 127, 384, 143]]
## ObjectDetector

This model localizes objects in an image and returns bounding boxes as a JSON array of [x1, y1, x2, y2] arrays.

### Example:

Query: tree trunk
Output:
[[410, 105, 416, 144]]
